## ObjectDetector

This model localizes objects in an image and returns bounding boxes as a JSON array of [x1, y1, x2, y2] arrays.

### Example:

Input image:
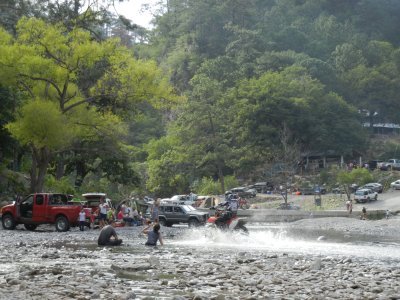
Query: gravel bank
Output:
[[0, 218, 400, 300]]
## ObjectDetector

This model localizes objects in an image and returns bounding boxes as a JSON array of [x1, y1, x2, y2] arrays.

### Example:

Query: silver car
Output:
[[360, 183, 383, 193], [390, 180, 400, 190]]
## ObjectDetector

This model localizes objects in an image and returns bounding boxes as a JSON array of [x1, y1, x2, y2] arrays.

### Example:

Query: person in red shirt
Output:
[[117, 208, 124, 220]]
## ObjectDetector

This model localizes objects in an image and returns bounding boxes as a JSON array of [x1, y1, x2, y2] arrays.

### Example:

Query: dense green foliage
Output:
[[1, 0, 400, 199]]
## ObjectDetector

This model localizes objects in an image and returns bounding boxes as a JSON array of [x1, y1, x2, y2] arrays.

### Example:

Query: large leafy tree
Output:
[[227, 67, 366, 165], [1, 17, 178, 192]]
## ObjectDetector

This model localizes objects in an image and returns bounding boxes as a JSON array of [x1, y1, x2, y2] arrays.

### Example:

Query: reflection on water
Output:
[[170, 224, 400, 262]]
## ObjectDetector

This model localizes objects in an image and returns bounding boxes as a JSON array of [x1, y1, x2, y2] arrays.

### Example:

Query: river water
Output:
[[1, 221, 400, 299], [171, 224, 400, 262]]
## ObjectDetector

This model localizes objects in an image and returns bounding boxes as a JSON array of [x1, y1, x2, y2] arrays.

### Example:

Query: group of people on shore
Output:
[[78, 197, 146, 232]]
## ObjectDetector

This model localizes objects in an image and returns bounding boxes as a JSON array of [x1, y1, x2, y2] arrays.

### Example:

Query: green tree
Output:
[[336, 168, 373, 200], [145, 135, 190, 197], [1, 18, 178, 192], [228, 67, 365, 163]]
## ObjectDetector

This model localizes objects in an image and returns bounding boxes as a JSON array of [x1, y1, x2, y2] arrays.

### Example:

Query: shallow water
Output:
[[169, 224, 400, 262]]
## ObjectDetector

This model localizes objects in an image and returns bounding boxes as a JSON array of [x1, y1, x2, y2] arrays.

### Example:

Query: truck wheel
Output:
[[188, 218, 199, 227], [2, 214, 16, 230], [24, 224, 37, 231], [158, 218, 167, 226], [55, 216, 70, 232]]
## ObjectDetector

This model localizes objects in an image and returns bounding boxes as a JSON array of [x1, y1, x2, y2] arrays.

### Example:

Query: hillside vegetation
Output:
[[1, 0, 400, 199]]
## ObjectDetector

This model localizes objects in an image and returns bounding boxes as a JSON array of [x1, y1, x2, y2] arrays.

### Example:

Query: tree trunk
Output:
[[55, 153, 65, 180], [30, 146, 51, 193], [207, 110, 225, 193], [217, 163, 225, 194], [75, 159, 87, 188]]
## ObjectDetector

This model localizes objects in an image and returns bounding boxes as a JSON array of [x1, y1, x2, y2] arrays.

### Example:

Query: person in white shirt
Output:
[[79, 208, 86, 231], [98, 197, 109, 228]]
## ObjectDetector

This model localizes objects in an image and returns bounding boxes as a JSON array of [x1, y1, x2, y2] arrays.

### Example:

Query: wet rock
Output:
[[111, 263, 152, 272], [312, 258, 322, 270], [7, 278, 20, 285]]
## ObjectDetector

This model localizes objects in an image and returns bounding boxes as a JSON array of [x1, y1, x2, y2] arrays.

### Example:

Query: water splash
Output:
[[170, 226, 400, 261]]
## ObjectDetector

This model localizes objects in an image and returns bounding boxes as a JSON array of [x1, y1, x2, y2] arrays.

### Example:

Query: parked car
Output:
[[246, 188, 258, 197], [277, 202, 300, 210], [367, 160, 384, 170], [298, 185, 326, 195], [227, 187, 256, 198], [314, 185, 327, 194], [298, 186, 314, 195], [359, 183, 383, 193], [146, 202, 209, 227], [390, 180, 400, 190], [354, 189, 378, 203], [250, 182, 274, 193], [332, 186, 345, 194], [380, 159, 400, 171]]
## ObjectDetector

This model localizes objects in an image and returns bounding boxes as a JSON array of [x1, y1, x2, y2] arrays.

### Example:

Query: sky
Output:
[[111, 0, 162, 29]]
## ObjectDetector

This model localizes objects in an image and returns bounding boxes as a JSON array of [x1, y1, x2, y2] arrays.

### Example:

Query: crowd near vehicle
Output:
[[354, 189, 378, 203], [149, 202, 209, 227], [1, 193, 82, 232], [81, 193, 113, 212]]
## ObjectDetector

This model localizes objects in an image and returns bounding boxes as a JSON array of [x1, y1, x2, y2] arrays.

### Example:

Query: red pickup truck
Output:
[[1, 193, 82, 232]]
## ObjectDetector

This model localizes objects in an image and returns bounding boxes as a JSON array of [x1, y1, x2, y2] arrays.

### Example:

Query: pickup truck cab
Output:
[[1, 193, 82, 232], [380, 159, 400, 171]]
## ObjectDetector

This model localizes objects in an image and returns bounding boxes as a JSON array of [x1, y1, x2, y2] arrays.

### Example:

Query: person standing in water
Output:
[[151, 198, 160, 223], [143, 223, 164, 246]]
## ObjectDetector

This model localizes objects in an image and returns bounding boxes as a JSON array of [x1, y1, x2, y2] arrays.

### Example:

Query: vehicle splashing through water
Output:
[[171, 224, 400, 262]]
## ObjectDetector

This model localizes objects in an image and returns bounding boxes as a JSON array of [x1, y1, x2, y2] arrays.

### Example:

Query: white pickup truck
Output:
[[379, 159, 400, 171], [354, 189, 378, 203]]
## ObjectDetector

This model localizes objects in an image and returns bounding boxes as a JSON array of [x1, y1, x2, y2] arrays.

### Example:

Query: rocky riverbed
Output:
[[1, 217, 400, 300]]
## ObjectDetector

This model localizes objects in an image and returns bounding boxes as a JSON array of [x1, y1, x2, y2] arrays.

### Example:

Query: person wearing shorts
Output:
[[98, 197, 108, 228]]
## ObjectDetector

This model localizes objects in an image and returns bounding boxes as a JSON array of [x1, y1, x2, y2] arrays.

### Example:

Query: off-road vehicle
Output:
[[150, 203, 209, 227]]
